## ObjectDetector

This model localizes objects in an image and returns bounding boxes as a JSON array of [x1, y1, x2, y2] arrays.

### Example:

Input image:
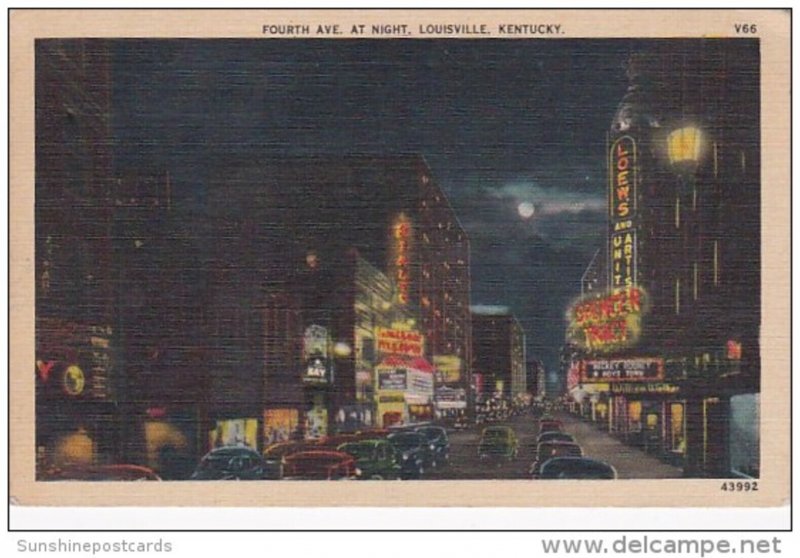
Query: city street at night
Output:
[[31, 35, 761, 485], [426, 412, 682, 480]]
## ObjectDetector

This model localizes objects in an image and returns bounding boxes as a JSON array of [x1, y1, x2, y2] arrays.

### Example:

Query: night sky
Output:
[[111, 39, 640, 385]]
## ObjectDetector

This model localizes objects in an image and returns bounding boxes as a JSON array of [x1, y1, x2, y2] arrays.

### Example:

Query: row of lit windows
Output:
[[673, 240, 720, 315]]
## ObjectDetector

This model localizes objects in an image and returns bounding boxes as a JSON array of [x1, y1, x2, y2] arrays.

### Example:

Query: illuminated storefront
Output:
[[374, 355, 434, 427], [208, 418, 259, 450], [35, 318, 118, 472], [263, 408, 300, 447]]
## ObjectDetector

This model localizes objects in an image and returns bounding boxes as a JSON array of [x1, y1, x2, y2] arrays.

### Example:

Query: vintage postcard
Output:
[[8, 9, 790, 513]]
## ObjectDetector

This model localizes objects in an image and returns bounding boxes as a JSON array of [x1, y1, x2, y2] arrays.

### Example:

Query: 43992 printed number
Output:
[[720, 481, 758, 492]]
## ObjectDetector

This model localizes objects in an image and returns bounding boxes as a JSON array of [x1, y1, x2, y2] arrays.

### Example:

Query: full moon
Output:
[[518, 202, 535, 219]]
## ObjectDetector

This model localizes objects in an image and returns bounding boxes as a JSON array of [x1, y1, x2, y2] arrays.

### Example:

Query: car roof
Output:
[[537, 432, 574, 439], [285, 450, 354, 462], [338, 439, 382, 449], [415, 425, 445, 432], [539, 457, 617, 478], [537, 440, 581, 449], [205, 446, 259, 456], [388, 430, 424, 438], [45, 464, 161, 480]]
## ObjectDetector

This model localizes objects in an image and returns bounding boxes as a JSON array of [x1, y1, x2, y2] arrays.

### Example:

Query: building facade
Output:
[[471, 308, 527, 400], [198, 156, 469, 445], [35, 40, 118, 472], [567, 41, 760, 478]]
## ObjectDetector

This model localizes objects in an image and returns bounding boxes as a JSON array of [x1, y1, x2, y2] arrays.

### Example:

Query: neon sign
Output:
[[392, 214, 412, 305], [377, 327, 424, 357], [609, 135, 638, 290], [610, 136, 636, 221], [582, 358, 664, 383], [567, 287, 647, 353]]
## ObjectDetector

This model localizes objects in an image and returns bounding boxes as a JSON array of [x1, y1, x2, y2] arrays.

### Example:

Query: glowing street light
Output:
[[333, 341, 352, 358], [667, 126, 704, 169]]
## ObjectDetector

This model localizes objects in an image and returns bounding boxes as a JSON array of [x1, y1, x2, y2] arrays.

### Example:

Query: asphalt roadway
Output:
[[426, 411, 684, 480]]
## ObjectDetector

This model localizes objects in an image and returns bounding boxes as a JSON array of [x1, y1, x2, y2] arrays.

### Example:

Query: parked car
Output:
[[337, 439, 401, 480], [387, 431, 430, 478], [41, 464, 161, 481], [317, 433, 360, 448], [538, 419, 563, 434], [535, 432, 576, 446], [530, 442, 583, 478], [537, 457, 617, 480], [190, 446, 267, 480], [414, 425, 450, 467], [262, 441, 319, 479], [478, 426, 519, 460], [282, 450, 359, 480], [353, 429, 391, 441]]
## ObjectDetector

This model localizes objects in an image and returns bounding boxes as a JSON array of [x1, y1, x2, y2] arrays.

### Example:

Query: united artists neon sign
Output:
[[567, 287, 647, 353], [609, 135, 638, 290]]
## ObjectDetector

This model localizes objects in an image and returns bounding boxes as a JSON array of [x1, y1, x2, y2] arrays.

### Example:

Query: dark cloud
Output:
[[110, 39, 632, 379]]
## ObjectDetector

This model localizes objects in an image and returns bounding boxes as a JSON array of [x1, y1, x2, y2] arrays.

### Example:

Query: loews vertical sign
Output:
[[609, 136, 637, 291]]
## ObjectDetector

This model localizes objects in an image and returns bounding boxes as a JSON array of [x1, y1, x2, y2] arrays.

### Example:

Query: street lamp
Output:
[[333, 341, 352, 358], [667, 126, 704, 172]]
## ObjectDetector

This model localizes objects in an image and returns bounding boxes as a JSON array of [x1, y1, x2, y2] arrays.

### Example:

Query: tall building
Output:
[[470, 307, 527, 400], [568, 40, 760, 477], [203, 155, 471, 442], [35, 40, 118, 471]]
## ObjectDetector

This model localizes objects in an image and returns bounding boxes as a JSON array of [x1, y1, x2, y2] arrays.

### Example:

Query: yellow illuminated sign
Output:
[[567, 287, 647, 353], [392, 214, 412, 305], [62, 365, 85, 396]]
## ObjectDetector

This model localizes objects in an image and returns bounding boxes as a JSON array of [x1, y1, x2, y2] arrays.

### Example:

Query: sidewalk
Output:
[[557, 412, 684, 479]]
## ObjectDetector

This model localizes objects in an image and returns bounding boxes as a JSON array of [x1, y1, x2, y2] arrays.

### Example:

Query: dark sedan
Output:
[[414, 425, 450, 467], [387, 431, 430, 478], [538, 457, 617, 479], [338, 439, 401, 480], [191, 446, 267, 480], [535, 432, 576, 446], [530, 442, 583, 478], [538, 419, 563, 434]]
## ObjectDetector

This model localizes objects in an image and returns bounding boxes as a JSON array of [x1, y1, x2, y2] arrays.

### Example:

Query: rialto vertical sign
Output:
[[609, 135, 637, 291], [392, 213, 412, 305]]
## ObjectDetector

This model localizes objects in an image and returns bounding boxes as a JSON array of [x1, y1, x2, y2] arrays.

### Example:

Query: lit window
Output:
[[675, 197, 681, 229], [675, 278, 681, 315], [713, 241, 719, 286], [693, 262, 699, 301], [713, 142, 719, 179], [692, 186, 697, 211], [740, 150, 746, 174]]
